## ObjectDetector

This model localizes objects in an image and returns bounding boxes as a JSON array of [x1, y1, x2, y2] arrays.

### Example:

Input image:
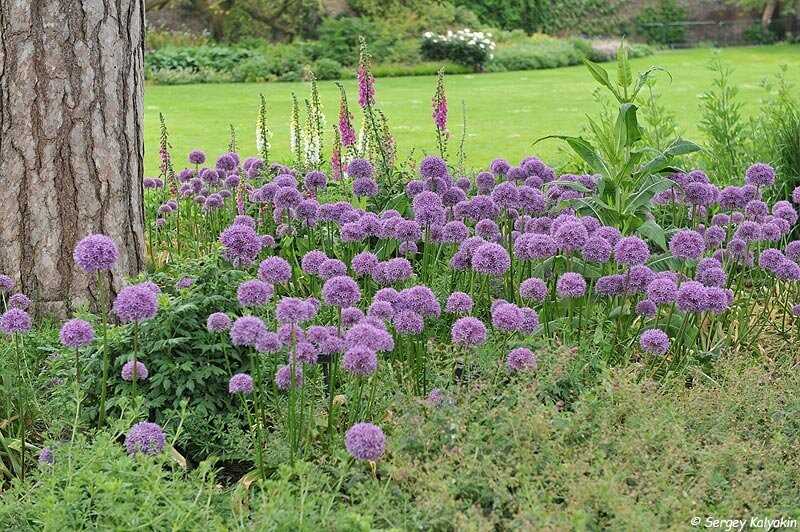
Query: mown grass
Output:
[[144, 44, 800, 175]]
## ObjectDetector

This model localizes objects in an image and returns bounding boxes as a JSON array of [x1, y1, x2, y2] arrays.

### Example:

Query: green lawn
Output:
[[144, 44, 800, 175]]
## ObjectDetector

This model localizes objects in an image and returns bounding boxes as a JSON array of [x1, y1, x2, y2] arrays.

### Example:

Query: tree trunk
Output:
[[0, 0, 146, 317], [762, 0, 778, 29]]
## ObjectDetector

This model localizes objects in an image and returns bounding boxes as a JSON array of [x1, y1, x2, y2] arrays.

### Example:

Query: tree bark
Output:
[[762, 0, 778, 29], [0, 0, 146, 317]]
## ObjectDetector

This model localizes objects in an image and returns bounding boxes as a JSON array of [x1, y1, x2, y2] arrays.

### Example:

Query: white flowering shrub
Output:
[[420, 29, 495, 70]]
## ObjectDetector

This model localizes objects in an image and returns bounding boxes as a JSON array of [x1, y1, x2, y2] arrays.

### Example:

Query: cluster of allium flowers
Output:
[[745, 163, 775, 187], [237, 279, 274, 307], [112, 285, 157, 323], [9, 293, 31, 310], [393, 310, 424, 335], [322, 276, 361, 308], [345, 422, 386, 461], [258, 256, 291, 284], [412, 191, 446, 225], [506, 347, 537, 373], [520, 277, 548, 302], [121, 360, 149, 381], [59, 319, 95, 348], [342, 346, 378, 376], [581, 236, 612, 263], [301, 250, 328, 275], [614, 236, 650, 266], [275, 364, 303, 390], [0, 274, 13, 292], [471, 242, 511, 276], [445, 292, 474, 314], [228, 373, 254, 395], [0, 308, 32, 335], [451, 317, 487, 346], [276, 297, 316, 324], [124, 421, 166, 456], [73, 234, 119, 273], [646, 277, 678, 305], [554, 221, 588, 253], [669, 229, 705, 260], [420, 156, 448, 179], [219, 224, 263, 267], [207, 312, 231, 333], [230, 316, 267, 347], [345, 320, 395, 352], [676, 281, 707, 312], [556, 272, 586, 299], [640, 329, 670, 355], [491, 302, 522, 331]]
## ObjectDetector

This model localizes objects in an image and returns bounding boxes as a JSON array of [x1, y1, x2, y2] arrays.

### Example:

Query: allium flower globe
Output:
[[506, 347, 537, 373], [228, 373, 254, 394], [640, 329, 670, 355], [451, 317, 487, 346], [207, 312, 232, 333], [342, 346, 378, 376], [73, 234, 119, 273], [121, 360, 149, 381], [0, 308, 32, 335], [59, 319, 95, 348], [345, 422, 386, 461], [124, 422, 166, 456], [112, 285, 158, 323]]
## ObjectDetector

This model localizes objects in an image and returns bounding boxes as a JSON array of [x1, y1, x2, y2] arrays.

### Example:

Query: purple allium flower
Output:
[[340, 307, 365, 329], [520, 277, 548, 302], [374, 287, 399, 304], [581, 236, 612, 263], [353, 177, 378, 197], [112, 285, 157, 323], [491, 302, 522, 331], [636, 299, 657, 317], [322, 276, 361, 308], [490, 158, 511, 176], [405, 180, 424, 198], [704, 286, 732, 314], [451, 317, 487, 346], [344, 321, 395, 352], [230, 316, 267, 347], [491, 182, 520, 210], [476, 171, 495, 193], [342, 346, 378, 376], [367, 300, 394, 321], [394, 285, 440, 318], [207, 312, 232, 333], [234, 215, 256, 229], [275, 364, 303, 390], [258, 256, 291, 284], [8, 292, 30, 310], [554, 221, 588, 253], [704, 225, 727, 249], [347, 158, 374, 180], [293, 341, 319, 365], [515, 233, 557, 260], [38, 447, 54, 465], [556, 272, 586, 299], [669, 229, 705, 260], [419, 156, 448, 179], [59, 318, 94, 348], [121, 360, 149, 381], [640, 329, 669, 355], [273, 186, 302, 211], [276, 297, 315, 324], [393, 310, 424, 335], [506, 347, 537, 373], [518, 307, 540, 333], [216, 153, 237, 171], [475, 219, 500, 242], [614, 236, 650, 266], [446, 292, 474, 314], [745, 163, 775, 187], [0, 308, 31, 335], [735, 220, 761, 242], [318, 258, 348, 280], [793, 304, 800, 317], [594, 226, 622, 245], [304, 170, 327, 190], [646, 277, 678, 305], [345, 422, 386, 461], [124, 422, 165, 456], [352, 251, 379, 277], [676, 281, 707, 313], [0, 274, 13, 292], [626, 265, 655, 294], [188, 150, 206, 165], [254, 331, 281, 354], [175, 277, 194, 289], [471, 243, 511, 276], [73, 234, 119, 273], [426, 388, 447, 407], [412, 191, 446, 226], [684, 182, 716, 206], [595, 274, 626, 297], [219, 224, 263, 267], [237, 279, 274, 307], [301, 250, 328, 275]]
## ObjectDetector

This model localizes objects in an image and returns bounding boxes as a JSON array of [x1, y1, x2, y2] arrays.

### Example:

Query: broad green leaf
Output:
[[624, 176, 676, 215], [636, 219, 667, 250], [534, 135, 609, 177], [663, 137, 702, 157], [615, 103, 641, 149], [584, 59, 622, 102]]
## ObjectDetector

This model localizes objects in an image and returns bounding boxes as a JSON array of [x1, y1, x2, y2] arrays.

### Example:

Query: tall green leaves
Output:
[[535, 41, 700, 240]]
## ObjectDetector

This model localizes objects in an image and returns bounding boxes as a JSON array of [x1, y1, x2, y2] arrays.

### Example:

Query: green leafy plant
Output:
[[536, 42, 701, 245]]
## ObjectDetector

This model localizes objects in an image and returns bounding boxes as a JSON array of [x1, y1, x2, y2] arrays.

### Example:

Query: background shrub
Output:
[[635, 0, 687, 45]]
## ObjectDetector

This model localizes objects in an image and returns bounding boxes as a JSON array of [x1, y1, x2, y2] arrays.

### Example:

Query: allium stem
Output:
[[97, 271, 110, 429]]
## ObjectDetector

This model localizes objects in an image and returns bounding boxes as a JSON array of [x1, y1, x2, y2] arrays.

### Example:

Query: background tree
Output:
[[0, 0, 146, 316]]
